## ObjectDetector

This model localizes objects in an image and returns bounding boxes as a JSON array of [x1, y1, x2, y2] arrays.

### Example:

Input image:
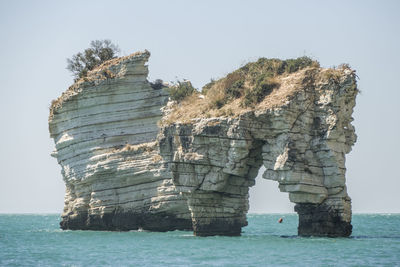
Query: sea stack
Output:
[[49, 51, 358, 237]]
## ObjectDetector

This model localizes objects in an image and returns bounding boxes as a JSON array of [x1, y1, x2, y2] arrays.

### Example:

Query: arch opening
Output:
[[168, 123, 354, 237], [248, 166, 294, 214]]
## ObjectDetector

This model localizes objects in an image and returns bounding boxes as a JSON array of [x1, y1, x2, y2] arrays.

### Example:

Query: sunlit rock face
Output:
[[49, 51, 357, 237], [49, 51, 192, 231], [161, 68, 357, 236]]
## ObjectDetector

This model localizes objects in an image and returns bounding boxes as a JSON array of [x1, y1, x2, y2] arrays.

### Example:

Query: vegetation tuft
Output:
[[167, 81, 197, 102], [150, 79, 164, 90], [66, 40, 120, 81], [200, 56, 319, 108]]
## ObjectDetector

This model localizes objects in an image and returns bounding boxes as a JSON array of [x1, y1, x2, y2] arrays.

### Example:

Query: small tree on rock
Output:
[[67, 39, 120, 81]]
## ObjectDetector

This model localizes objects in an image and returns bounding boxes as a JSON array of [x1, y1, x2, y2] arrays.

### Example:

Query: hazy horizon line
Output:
[[1, 212, 399, 215]]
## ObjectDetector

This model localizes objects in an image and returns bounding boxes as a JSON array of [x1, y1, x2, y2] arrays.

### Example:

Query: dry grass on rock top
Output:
[[162, 70, 306, 125], [162, 58, 354, 125]]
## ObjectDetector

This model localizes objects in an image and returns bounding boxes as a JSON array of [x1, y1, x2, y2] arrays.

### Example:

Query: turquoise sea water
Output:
[[0, 214, 399, 266]]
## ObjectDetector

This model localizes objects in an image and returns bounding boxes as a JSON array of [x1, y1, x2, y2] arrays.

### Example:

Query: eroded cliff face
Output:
[[49, 51, 192, 231], [49, 51, 358, 237]]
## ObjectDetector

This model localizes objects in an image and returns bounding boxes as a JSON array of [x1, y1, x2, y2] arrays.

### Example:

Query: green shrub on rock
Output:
[[244, 79, 279, 106], [168, 81, 196, 102], [202, 56, 319, 108], [66, 39, 120, 81]]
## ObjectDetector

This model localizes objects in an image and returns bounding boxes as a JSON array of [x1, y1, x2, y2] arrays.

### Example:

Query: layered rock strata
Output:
[[50, 51, 357, 237], [49, 51, 192, 231], [160, 68, 356, 236]]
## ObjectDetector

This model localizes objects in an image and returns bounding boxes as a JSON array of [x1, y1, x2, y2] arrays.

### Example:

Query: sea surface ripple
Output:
[[0, 214, 399, 266]]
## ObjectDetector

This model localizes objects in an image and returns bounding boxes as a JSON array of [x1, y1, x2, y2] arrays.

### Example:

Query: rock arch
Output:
[[49, 51, 357, 237], [160, 71, 356, 236]]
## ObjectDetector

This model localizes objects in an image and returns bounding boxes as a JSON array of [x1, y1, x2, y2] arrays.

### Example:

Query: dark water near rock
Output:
[[0, 214, 399, 266]]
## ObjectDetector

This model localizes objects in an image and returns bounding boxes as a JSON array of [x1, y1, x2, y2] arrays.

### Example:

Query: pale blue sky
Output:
[[0, 0, 399, 213]]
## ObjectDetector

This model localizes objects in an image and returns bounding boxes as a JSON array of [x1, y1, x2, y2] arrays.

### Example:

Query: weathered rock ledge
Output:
[[49, 51, 358, 237]]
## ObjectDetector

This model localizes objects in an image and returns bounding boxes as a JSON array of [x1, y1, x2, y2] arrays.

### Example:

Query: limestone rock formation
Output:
[[49, 51, 192, 231], [49, 51, 358, 237]]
